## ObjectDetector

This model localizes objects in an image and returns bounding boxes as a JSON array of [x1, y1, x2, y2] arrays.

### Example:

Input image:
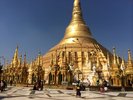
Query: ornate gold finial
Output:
[[72, 0, 83, 19], [19, 55, 22, 67], [24, 53, 26, 67], [63, 0, 92, 39], [38, 51, 41, 66], [14, 46, 18, 60], [74, 0, 80, 6], [107, 52, 110, 66], [12, 46, 19, 67], [128, 49, 131, 60], [128, 49, 132, 64], [113, 47, 117, 64]]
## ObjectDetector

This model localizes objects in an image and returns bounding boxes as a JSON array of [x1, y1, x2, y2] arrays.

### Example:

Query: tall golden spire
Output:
[[38, 51, 41, 66], [63, 0, 92, 40], [24, 53, 26, 67], [14, 46, 18, 60], [107, 52, 110, 67], [72, 0, 84, 22], [113, 47, 117, 64], [128, 49, 132, 65], [126, 49, 133, 74], [12, 46, 19, 67], [19, 55, 22, 67]]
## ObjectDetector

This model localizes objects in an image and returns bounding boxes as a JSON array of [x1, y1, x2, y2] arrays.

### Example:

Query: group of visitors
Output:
[[0, 80, 7, 92], [33, 80, 44, 91], [97, 79, 110, 92], [0, 79, 44, 92]]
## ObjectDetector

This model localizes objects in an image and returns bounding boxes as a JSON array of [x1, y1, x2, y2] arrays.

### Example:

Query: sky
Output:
[[0, 0, 133, 64]]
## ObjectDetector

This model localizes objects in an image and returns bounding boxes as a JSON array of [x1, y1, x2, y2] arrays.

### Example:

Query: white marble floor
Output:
[[0, 86, 133, 100]]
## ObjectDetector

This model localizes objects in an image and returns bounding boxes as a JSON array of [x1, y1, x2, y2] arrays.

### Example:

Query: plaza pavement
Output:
[[0, 86, 133, 100]]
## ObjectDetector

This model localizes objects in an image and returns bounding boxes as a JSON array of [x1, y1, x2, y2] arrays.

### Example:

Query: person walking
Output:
[[0, 80, 4, 92], [2, 80, 7, 91], [76, 80, 81, 97], [10, 80, 13, 86], [40, 80, 44, 90], [103, 80, 108, 92]]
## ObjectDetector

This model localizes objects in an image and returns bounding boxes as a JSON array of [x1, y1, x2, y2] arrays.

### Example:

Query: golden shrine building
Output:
[[2, 0, 133, 87]]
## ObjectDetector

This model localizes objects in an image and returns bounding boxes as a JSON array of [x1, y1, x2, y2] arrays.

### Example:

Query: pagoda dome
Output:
[[43, 0, 114, 83]]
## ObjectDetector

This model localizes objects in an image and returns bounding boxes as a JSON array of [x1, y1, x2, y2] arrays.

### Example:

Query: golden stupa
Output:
[[2, 0, 133, 87], [43, 0, 114, 85]]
